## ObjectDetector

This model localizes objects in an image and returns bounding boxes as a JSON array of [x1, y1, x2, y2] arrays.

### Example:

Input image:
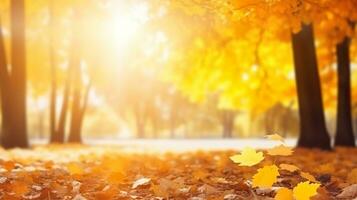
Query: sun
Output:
[[108, 2, 149, 52]]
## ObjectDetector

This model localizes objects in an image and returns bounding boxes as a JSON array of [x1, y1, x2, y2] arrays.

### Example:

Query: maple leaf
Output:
[[279, 163, 300, 172], [230, 147, 264, 166], [252, 165, 279, 188], [275, 187, 293, 200], [267, 145, 293, 156], [293, 181, 320, 200], [266, 134, 285, 142]]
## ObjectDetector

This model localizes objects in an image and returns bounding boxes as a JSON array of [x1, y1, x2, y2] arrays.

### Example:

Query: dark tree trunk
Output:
[[1, 0, 28, 148], [291, 24, 331, 149], [335, 35, 355, 146], [222, 110, 234, 138], [0, 22, 11, 146]]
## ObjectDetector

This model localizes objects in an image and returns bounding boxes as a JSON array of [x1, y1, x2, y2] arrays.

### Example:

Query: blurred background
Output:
[[0, 0, 357, 144]]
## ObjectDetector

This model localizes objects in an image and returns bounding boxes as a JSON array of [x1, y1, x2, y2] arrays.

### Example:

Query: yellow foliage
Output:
[[252, 164, 279, 188], [293, 181, 320, 200], [230, 147, 264, 167]]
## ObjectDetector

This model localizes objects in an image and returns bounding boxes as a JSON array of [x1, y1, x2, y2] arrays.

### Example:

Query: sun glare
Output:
[[110, 2, 149, 52]]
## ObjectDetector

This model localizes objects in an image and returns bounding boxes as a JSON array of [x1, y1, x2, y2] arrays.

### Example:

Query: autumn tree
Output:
[[291, 24, 330, 149]]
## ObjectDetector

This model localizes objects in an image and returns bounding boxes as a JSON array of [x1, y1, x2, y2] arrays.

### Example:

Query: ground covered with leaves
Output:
[[0, 144, 356, 200]]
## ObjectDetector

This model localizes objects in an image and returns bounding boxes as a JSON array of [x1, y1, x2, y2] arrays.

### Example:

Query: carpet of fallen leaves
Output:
[[0, 145, 356, 200]]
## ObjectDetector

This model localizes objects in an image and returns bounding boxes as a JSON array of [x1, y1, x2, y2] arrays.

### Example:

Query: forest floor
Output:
[[0, 143, 356, 200]]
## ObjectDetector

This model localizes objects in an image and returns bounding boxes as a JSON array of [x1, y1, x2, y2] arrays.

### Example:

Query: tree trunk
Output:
[[68, 74, 82, 143], [1, 0, 28, 148], [49, 0, 58, 143], [291, 24, 331, 149], [54, 64, 72, 143], [68, 78, 91, 143], [0, 22, 11, 146], [135, 108, 146, 138], [222, 110, 234, 138], [335, 35, 355, 146]]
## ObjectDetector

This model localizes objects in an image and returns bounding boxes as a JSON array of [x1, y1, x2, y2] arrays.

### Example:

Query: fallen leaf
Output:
[[300, 172, 317, 183], [67, 163, 84, 175], [293, 181, 320, 200], [252, 165, 280, 188], [337, 184, 357, 199], [267, 145, 293, 156], [132, 177, 151, 189], [72, 194, 87, 200], [275, 187, 293, 200], [230, 147, 264, 166], [347, 168, 357, 184], [279, 164, 300, 172]]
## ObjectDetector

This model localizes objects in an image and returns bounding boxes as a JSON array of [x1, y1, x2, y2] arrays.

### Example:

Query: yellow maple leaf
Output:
[[266, 134, 285, 142], [279, 164, 300, 172], [275, 187, 293, 200], [267, 145, 293, 156], [252, 165, 279, 188], [293, 181, 320, 200], [300, 172, 317, 183], [230, 147, 264, 167]]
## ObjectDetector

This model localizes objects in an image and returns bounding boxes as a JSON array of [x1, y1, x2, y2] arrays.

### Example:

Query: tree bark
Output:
[[1, 0, 28, 148], [291, 24, 331, 149], [335, 34, 355, 146], [0, 22, 11, 146]]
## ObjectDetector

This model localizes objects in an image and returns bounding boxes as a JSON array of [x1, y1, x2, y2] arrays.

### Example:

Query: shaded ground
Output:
[[0, 145, 356, 199]]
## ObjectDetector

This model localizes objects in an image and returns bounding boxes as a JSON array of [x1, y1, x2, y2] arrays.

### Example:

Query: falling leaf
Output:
[[279, 164, 300, 172], [252, 165, 279, 188], [275, 187, 293, 200], [132, 177, 151, 189], [230, 147, 264, 166], [300, 172, 317, 183], [293, 181, 320, 200], [266, 134, 285, 142], [267, 145, 293, 156]]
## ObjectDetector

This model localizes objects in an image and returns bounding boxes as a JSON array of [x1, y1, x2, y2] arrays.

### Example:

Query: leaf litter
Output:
[[0, 142, 356, 199]]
